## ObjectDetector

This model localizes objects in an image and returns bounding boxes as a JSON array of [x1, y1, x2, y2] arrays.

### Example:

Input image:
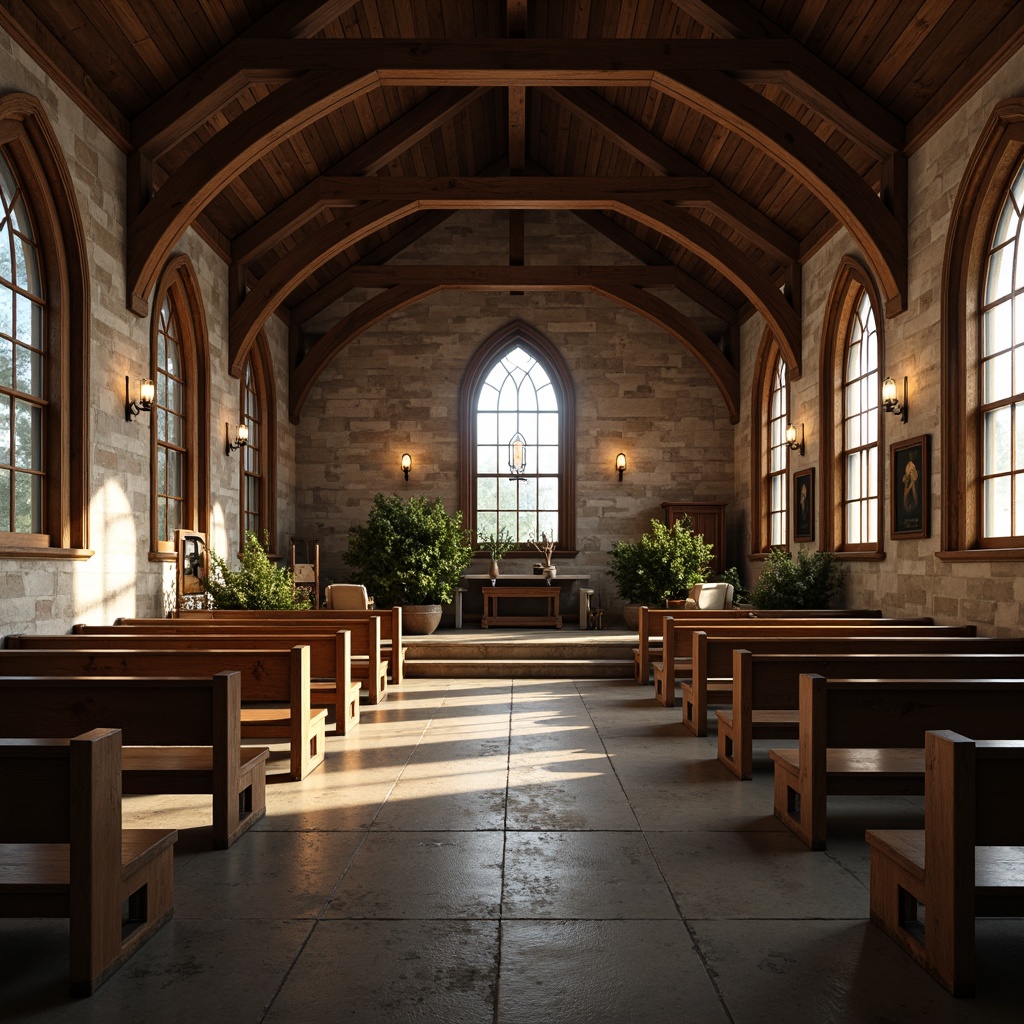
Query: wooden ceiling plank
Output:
[[0, 0, 130, 150], [129, 69, 380, 316], [232, 85, 486, 261], [656, 68, 905, 316]]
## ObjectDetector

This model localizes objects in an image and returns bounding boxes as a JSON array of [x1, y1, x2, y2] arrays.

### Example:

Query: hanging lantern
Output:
[[508, 431, 527, 477]]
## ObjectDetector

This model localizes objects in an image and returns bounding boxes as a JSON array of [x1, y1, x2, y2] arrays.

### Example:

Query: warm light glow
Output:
[[881, 376, 898, 407], [235, 423, 249, 445], [401, 453, 412, 480], [509, 432, 527, 475], [139, 379, 155, 406], [615, 452, 626, 481], [785, 424, 797, 446]]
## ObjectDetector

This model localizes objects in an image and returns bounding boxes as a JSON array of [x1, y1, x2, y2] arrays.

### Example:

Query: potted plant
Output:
[[479, 526, 516, 581], [345, 493, 473, 634], [608, 516, 714, 628], [202, 531, 312, 609], [749, 548, 847, 609]]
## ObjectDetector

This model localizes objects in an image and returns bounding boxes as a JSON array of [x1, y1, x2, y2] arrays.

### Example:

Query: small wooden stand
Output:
[[290, 538, 320, 609]]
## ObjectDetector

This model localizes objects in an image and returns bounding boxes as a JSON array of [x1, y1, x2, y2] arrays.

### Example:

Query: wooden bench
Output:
[[2, 638, 328, 781], [481, 585, 562, 628], [0, 669, 267, 849], [866, 730, 1024, 997], [770, 674, 1024, 849], [721, 644, 1024, 779], [0, 728, 177, 995], [633, 606, 884, 685], [83, 619, 382, 705], [171, 606, 406, 687], [679, 622, 974, 728]]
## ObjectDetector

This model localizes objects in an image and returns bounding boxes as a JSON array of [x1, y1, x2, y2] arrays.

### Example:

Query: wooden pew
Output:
[[0, 669, 267, 849], [678, 622, 974, 728], [78, 619, 386, 705], [2, 638, 328, 781], [170, 606, 406, 687], [634, 606, 884, 685], [770, 674, 1024, 849], [722, 644, 1024, 779], [866, 730, 1024, 997], [0, 728, 177, 995]]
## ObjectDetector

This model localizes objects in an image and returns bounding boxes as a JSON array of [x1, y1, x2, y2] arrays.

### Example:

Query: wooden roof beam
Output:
[[127, 70, 379, 317], [542, 86, 798, 263], [232, 86, 487, 263]]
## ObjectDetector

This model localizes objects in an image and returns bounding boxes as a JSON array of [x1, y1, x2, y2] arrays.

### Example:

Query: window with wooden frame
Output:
[[459, 321, 576, 556], [0, 95, 90, 559], [819, 256, 885, 558], [149, 255, 209, 559], [749, 330, 790, 554], [239, 332, 276, 551]]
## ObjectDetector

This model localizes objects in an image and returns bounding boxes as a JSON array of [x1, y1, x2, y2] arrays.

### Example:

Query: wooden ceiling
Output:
[[3, 0, 1023, 421]]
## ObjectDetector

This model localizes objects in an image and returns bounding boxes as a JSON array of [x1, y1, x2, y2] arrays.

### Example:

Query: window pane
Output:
[[0, 284, 11, 339], [518, 511, 535, 539], [538, 476, 558, 509], [498, 475, 518, 509], [477, 476, 497, 510], [984, 476, 1012, 536], [476, 411, 497, 445], [13, 468, 41, 532], [13, 400, 40, 469], [0, 233, 10, 283], [987, 242, 1014, 299], [476, 445, 497, 473], [538, 511, 558, 541], [994, 198, 1020, 246], [476, 510, 497, 541], [984, 350, 1013, 404], [0, 395, 9, 459], [517, 477, 537, 511], [536, 445, 558, 473], [0, 466, 8, 529], [0, 334, 11, 390], [984, 408, 1012, 474], [985, 300, 1013, 356]]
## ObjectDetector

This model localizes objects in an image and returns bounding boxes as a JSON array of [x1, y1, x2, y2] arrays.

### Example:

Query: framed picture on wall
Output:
[[891, 435, 930, 539], [793, 468, 815, 543]]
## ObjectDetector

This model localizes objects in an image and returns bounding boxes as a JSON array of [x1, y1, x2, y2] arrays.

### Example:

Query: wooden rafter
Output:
[[231, 86, 488, 264], [228, 182, 798, 375], [127, 41, 905, 322]]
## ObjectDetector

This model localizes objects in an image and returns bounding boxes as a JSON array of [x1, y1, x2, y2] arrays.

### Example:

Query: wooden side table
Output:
[[481, 586, 562, 628]]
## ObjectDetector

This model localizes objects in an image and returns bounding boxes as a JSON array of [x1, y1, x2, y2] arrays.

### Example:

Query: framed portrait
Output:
[[793, 468, 815, 543], [891, 435, 930, 539]]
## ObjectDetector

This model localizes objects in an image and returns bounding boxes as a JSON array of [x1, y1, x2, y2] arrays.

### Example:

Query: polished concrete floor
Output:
[[2, 671, 1022, 1022]]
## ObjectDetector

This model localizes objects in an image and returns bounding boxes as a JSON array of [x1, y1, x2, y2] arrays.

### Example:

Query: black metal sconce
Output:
[[125, 376, 154, 422], [785, 423, 805, 456], [882, 375, 908, 423]]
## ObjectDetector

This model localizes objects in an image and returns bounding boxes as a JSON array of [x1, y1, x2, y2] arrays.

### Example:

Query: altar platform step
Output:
[[403, 627, 635, 679]]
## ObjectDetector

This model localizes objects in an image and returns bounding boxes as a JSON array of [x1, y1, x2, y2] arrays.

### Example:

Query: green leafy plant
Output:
[[479, 526, 516, 561], [711, 565, 750, 605], [608, 517, 714, 606], [749, 548, 847, 609], [202, 531, 311, 610], [345, 493, 473, 606]]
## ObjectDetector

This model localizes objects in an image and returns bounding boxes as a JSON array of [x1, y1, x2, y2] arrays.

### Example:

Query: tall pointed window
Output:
[[238, 332, 276, 549], [979, 157, 1024, 544], [0, 154, 44, 537], [460, 321, 576, 553], [842, 292, 880, 547], [767, 357, 789, 547], [149, 255, 209, 558]]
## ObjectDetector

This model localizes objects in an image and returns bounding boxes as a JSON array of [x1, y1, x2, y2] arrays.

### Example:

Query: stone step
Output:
[[404, 657, 634, 679]]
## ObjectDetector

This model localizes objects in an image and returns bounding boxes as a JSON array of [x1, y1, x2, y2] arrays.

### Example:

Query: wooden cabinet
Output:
[[661, 501, 727, 575]]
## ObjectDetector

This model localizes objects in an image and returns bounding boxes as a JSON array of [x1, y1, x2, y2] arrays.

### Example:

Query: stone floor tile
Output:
[[369, 770, 509, 831], [497, 920, 730, 1024], [502, 831, 678, 919], [324, 830, 504, 919], [263, 920, 499, 1024]]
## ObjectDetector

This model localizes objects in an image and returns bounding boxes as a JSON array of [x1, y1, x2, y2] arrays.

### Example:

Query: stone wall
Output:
[[0, 26, 296, 633]]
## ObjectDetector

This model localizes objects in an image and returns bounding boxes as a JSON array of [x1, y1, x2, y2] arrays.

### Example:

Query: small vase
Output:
[[488, 558, 500, 580], [542, 565, 557, 579]]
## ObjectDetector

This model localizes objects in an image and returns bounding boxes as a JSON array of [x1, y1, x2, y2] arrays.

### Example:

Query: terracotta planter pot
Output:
[[622, 603, 640, 630], [401, 604, 443, 635]]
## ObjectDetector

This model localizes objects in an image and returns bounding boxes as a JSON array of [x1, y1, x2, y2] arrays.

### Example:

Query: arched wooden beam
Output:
[[127, 69, 379, 317], [231, 188, 798, 379], [289, 285, 438, 421], [229, 200, 417, 375], [287, 277, 739, 423], [654, 69, 906, 317], [596, 284, 739, 423]]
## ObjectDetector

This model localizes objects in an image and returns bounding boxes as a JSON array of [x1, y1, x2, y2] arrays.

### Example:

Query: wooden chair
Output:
[[866, 730, 1024, 997], [325, 583, 372, 610], [0, 728, 177, 995]]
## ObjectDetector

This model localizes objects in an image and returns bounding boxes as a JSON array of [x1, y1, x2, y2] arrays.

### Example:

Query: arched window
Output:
[[149, 255, 209, 558], [819, 257, 885, 557], [0, 94, 89, 557], [767, 357, 789, 547], [842, 292, 880, 548], [460, 321, 576, 554], [239, 332, 276, 549], [978, 157, 1024, 545], [749, 330, 790, 554]]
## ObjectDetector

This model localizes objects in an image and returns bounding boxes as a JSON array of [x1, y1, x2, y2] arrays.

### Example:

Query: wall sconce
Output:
[[615, 452, 627, 481], [785, 423, 805, 456], [882, 375, 908, 423], [508, 432, 527, 479], [226, 422, 249, 455], [401, 453, 411, 481], [125, 376, 154, 422]]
